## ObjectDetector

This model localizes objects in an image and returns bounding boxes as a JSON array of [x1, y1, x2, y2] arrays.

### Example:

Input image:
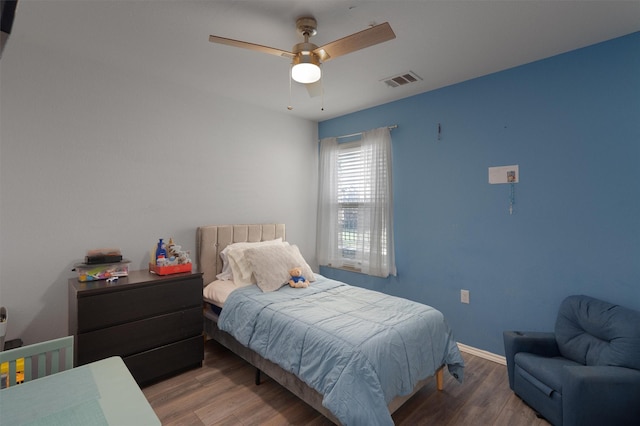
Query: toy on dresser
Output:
[[73, 248, 130, 282], [150, 238, 192, 275]]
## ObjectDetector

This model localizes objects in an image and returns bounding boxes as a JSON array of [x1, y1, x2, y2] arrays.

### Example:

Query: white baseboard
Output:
[[457, 343, 506, 365]]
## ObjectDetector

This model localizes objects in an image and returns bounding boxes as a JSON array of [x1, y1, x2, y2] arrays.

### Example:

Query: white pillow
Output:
[[203, 280, 238, 307], [287, 245, 315, 283], [227, 247, 255, 286], [244, 244, 315, 292], [216, 238, 283, 281], [216, 248, 234, 281]]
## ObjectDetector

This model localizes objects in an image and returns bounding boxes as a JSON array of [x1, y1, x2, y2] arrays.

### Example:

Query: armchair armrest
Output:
[[563, 366, 640, 426], [503, 331, 559, 390]]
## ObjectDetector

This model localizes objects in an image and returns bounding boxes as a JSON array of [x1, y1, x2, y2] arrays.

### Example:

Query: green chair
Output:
[[0, 335, 73, 387]]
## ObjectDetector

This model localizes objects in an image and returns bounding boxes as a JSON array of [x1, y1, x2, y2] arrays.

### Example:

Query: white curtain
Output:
[[316, 136, 339, 268], [317, 127, 396, 277]]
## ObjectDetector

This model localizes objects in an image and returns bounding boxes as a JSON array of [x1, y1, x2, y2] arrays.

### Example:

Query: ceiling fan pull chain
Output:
[[321, 70, 324, 111], [287, 67, 293, 110]]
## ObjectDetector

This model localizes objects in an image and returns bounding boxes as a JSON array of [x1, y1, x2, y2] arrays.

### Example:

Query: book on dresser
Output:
[[68, 270, 204, 386]]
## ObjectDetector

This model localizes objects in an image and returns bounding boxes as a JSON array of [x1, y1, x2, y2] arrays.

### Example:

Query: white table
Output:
[[0, 356, 160, 425]]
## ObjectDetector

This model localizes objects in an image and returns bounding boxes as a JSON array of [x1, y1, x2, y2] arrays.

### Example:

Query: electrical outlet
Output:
[[461, 289, 470, 304]]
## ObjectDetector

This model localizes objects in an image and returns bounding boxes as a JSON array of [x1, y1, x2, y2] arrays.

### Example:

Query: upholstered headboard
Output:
[[196, 224, 286, 286]]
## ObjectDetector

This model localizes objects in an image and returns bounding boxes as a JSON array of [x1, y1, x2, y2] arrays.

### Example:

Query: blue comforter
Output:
[[218, 275, 464, 425]]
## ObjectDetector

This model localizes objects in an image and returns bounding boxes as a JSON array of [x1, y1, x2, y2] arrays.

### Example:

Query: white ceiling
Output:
[[10, 0, 640, 121]]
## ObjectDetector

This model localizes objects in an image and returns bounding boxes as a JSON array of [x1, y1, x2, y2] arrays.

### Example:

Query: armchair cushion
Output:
[[514, 353, 581, 395], [555, 295, 640, 369], [503, 331, 559, 389]]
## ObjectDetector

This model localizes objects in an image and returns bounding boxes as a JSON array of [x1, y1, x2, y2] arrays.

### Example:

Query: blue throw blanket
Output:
[[218, 275, 464, 425]]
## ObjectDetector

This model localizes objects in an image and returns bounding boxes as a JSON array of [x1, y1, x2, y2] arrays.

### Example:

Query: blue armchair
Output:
[[504, 295, 640, 426]]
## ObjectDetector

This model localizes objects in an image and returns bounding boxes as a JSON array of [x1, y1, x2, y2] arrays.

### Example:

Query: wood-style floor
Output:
[[143, 339, 549, 425]]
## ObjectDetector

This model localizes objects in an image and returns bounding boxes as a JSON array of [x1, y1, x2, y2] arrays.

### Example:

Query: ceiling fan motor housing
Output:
[[296, 17, 318, 37], [293, 41, 318, 56]]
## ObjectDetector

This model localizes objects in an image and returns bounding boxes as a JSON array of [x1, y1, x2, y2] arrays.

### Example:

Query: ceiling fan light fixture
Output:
[[291, 53, 321, 84], [210, 17, 396, 92]]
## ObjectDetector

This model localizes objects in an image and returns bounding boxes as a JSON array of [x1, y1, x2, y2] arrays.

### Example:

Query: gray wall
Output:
[[0, 15, 318, 345]]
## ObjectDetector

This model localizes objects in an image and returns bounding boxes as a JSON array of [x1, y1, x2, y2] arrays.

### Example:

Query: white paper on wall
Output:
[[489, 165, 519, 184]]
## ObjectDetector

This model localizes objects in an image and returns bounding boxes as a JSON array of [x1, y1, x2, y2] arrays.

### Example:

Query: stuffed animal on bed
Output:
[[288, 267, 310, 288]]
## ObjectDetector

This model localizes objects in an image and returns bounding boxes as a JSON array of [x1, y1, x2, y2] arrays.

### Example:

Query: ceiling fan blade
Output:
[[305, 81, 323, 98], [209, 35, 295, 59], [314, 22, 395, 62]]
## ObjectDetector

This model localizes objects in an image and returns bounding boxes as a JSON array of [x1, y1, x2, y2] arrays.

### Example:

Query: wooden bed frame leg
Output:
[[436, 367, 444, 391], [255, 368, 261, 385]]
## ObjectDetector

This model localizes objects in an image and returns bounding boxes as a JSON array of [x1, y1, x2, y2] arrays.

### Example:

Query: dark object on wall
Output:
[[1, 0, 18, 59], [503, 295, 640, 426]]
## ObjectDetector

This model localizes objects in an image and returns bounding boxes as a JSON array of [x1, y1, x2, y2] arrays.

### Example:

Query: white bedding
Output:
[[203, 280, 238, 307]]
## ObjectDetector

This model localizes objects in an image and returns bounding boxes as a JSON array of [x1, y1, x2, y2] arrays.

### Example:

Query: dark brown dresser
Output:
[[68, 269, 204, 386]]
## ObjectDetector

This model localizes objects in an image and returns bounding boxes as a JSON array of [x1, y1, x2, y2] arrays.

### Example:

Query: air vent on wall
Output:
[[381, 71, 423, 88]]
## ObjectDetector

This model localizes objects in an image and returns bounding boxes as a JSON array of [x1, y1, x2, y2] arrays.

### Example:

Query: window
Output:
[[336, 142, 384, 263], [317, 127, 396, 278]]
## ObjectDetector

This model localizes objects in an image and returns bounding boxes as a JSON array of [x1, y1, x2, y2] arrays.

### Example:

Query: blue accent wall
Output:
[[318, 32, 640, 355]]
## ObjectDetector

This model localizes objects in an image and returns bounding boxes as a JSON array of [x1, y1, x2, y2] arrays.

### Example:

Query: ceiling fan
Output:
[[208, 17, 396, 96]]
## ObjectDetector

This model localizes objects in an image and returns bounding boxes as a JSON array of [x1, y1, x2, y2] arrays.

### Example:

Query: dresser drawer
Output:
[[76, 276, 202, 332], [124, 335, 204, 386], [76, 306, 202, 365]]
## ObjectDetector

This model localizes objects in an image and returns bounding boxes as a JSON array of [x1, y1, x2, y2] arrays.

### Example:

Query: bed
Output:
[[197, 223, 464, 425]]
